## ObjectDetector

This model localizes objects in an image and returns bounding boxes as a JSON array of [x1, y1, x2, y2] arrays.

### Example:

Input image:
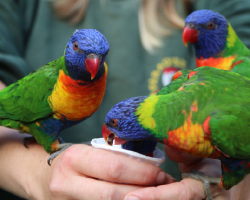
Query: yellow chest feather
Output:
[[48, 69, 107, 121]]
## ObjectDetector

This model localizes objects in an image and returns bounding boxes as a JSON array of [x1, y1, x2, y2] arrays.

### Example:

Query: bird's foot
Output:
[[57, 137, 65, 144], [23, 136, 36, 148], [182, 170, 221, 200], [47, 143, 73, 166], [47, 141, 92, 166]]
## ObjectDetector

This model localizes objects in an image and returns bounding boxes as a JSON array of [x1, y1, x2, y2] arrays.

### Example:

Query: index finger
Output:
[[61, 144, 169, 186], [124, 178, 229, 200]]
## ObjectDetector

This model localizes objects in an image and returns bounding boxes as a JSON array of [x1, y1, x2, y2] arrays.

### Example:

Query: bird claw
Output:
[[47, 141, 92, 165], [57, 137, 65, 144], [182, 170, 221, 200], [47, 143, 73, 166], [23, 136, 36, 148]]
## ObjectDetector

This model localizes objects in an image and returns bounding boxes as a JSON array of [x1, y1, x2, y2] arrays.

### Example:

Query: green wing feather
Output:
[[148, 67, 250, 159], [189, 68, 250, 159], [0, 57, 63, 122], [136, 66, 250, 190], [209, 104, 250, 159], [156, 69, 191, 96]]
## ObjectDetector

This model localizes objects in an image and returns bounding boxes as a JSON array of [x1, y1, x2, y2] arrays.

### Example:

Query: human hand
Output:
[[37, 144, 175, 200], [124, 146, 233, 200], [0, 129, 175, 200]]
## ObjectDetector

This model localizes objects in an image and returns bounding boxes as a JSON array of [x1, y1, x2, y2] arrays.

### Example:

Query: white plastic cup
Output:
[[91, 138, 166, 166]]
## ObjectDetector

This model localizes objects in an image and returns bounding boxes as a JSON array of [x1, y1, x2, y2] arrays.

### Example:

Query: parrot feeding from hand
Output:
[[183, 9, 250, 78], [0, 29, 109, 165], [102, 69, 193, 156], [102, 67, 250, 199]]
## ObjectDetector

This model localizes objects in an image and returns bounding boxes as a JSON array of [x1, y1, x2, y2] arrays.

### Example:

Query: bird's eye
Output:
[[73, 41, 85, 53], [73, 41, 79, 50], [207, 22, 215, 29], [111, 119, 118, 126]]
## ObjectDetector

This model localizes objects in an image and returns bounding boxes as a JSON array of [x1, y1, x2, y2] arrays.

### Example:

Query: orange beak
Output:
[[182, 26, 198, 47], [85, 54, 101, 80]]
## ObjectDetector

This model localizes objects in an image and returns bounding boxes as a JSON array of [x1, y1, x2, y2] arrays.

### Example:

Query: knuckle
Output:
[[178, 182, 195, 200], [178, 191, 189, 200], [100, 185, 116, 200], [49, 173, 68, 200], [49, 164, 68, 196], [49, 178, 63, 195], [106, 156, 124, 180], [139, 167, 156, 184], [60, 146, 75, 165]]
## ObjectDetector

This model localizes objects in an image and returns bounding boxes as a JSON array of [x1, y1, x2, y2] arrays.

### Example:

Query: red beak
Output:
[[182, 26, 198, 47], [102, 124, 127, 145], [85, 54, 101, 80], [102, 124, 110, 143]]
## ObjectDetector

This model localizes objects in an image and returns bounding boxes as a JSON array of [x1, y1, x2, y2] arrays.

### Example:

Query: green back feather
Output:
[[156, 69, 190, 96], [138, 67, 250, 159], [0, 56, 65, 122]]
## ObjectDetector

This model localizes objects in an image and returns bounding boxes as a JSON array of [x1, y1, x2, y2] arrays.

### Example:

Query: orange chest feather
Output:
[[196, 56, 236, 70], [164, 111, 216, 158], [48, 69, 107, 121]]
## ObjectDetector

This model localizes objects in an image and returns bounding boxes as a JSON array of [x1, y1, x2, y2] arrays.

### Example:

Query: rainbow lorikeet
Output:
[[102, 69, 192, 156], [0, 29, 109, 165], [102, 67, 250, 200], [183, 9, 250, 78]]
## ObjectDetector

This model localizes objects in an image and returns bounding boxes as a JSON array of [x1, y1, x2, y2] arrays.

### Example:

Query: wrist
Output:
[[22, 144, 51, 200], [0, 130, 50, 199]]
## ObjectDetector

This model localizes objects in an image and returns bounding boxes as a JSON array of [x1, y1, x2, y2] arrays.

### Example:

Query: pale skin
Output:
[[0, 82, 250, 200], [1, 132, 250, 200], [0, 130, 172, 200], [124, 146, 250, 200]]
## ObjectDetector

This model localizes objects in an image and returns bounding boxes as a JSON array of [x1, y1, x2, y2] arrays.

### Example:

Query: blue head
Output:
[[102, 96, 158, 154], [65, 29, 109, 81], [183, 9, 228, 58]]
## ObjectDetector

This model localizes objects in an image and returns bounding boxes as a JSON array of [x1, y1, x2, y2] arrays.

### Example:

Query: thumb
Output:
[[124, 178, 206, 200]]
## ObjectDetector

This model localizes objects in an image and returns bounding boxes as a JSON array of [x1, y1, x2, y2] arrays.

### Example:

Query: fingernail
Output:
[[165, 173, 177, 184], [156, 171, 166, 185], [124, 196, 140, 200], [167, 177, 177, 184]]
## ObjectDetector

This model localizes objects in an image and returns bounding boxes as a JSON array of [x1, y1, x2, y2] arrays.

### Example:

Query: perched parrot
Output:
[[0, 29, 109, 165], [102, 67, 250, 200], [183, 9, 250, 78]]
